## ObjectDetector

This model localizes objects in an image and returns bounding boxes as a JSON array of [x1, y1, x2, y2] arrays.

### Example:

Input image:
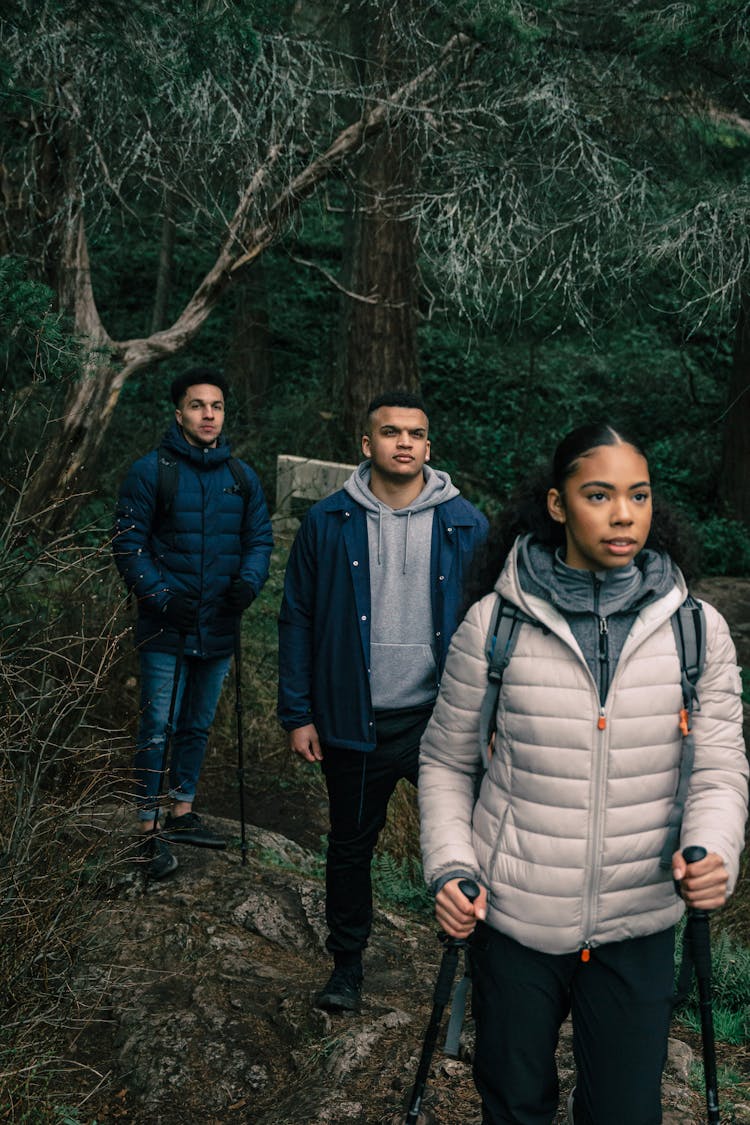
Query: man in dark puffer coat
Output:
[[113, 367, 273, 877]]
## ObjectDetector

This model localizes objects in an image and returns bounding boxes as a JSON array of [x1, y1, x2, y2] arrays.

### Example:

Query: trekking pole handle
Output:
[[675, 845, 707, 901], [441, 879, 480, 944], [432, 881, 481, 1001], [457, 878, 480, 905], [682, 846, 708, 911]]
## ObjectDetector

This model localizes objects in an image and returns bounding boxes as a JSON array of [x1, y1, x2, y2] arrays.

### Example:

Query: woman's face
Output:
[[547, 442, 653, 571]]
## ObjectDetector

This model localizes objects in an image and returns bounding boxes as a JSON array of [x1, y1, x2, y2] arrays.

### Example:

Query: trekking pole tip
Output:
[[397, 1107, 436, 1125]]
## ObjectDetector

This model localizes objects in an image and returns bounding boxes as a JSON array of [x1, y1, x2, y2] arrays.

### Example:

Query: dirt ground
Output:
[[65, 577, 750, 1124]]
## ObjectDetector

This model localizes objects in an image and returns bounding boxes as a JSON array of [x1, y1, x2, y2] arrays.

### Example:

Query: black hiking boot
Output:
[[161, 811, 226, 849], [316, 962, 363, 1012], [138, 835, 178, 880]]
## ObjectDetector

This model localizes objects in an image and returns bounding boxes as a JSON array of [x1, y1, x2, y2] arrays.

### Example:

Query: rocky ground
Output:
[[65, 577, 750, 1124], [69, 816, 736, 1125]]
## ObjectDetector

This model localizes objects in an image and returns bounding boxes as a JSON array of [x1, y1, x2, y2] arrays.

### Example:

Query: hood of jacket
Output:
[[516, 534, 675, 616], [343, 460, 459, 514], [494, 535, 688, 699], [161, 420, 233, 469]]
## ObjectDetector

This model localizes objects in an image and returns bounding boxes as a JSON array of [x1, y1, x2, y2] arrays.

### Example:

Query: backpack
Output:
[[155, 446, 252, 524], [479, 592, 706, 869]]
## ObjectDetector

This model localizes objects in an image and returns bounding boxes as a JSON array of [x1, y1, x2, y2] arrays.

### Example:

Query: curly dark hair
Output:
[[170, 366, 229, 406]]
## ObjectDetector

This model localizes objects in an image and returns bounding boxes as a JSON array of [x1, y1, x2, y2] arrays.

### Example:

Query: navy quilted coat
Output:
[[113, 422, 273, 658]]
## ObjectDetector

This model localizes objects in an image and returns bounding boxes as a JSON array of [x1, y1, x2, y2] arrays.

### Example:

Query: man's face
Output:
[[362, 406, 430, 483], [175, 384, 225, 448]]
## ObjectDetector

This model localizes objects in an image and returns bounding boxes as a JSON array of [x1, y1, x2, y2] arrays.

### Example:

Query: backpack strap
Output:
[[155, 449, 251, 523], [444, 599, 529, 1054], [226, 457, 252, 512], [478, 596, 527, 770], [443, 947, 472, 1057], [659, 595, 706, 869], [155, 447, 180, 523]]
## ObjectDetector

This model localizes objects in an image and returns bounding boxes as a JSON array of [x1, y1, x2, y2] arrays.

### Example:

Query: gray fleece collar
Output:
[[517, 534, 676, 616]]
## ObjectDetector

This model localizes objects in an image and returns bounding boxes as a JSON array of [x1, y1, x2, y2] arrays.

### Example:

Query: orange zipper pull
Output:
[[597, 715, 606, 730], [679, 708, 690, 737], [580, 944, 591, 963]]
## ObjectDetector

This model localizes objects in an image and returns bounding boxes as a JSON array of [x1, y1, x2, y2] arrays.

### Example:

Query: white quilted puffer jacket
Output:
[[419, 546, 748, 955]]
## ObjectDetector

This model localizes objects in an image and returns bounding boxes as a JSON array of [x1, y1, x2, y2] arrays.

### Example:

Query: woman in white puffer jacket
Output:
[[419, 423, 748, 1125]]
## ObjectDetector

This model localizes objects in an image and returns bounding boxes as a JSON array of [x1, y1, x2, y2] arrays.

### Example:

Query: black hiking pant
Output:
[[321, 706, 432, 964], [471, 923, 675, 1125]]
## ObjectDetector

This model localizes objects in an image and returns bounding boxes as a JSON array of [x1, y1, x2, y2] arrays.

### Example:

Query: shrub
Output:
[[698, 516, 750, 577]]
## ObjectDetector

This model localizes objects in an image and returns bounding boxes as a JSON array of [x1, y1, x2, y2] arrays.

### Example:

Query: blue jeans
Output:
[[134, 650, 231, 821]]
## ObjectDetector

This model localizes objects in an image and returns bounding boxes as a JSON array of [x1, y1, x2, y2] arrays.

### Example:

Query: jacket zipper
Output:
[[593, 576, 610, 704], [582, 705, 609, 951], [197, 456, 208, 655], [582, 574, 610, 951]]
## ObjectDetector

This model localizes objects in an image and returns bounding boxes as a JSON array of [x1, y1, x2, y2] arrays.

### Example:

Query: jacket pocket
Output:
[[487, 801, 511, 876], [370, 642, 437, 708]]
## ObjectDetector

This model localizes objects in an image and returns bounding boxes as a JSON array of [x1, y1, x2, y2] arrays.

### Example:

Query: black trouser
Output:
[[471, 923, 675, 1125], [321, 707, 432, 963]]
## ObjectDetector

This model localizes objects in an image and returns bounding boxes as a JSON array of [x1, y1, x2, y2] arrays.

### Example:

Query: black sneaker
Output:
[[161, 811, 226, 849], [316, 963, 363, 1012], [138, 835, 178, 880]]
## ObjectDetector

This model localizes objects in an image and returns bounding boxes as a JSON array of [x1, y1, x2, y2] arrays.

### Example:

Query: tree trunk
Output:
[[224, 260, 273, 421], [150, 189, 176, 334], [718, 288, 750, 527], [339, 4, 421, 449]]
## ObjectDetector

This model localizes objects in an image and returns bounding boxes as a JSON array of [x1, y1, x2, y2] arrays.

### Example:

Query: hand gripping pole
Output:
[[404, 880, 480, 1124]]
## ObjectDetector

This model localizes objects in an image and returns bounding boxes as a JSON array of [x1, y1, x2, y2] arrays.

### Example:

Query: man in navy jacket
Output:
[[114, 367, 273, 878], [278, 391, 487, 1010]]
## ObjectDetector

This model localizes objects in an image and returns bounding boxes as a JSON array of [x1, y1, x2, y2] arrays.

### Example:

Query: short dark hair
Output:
[[170, 366, 229, 407], [365, 390, 428, 430]]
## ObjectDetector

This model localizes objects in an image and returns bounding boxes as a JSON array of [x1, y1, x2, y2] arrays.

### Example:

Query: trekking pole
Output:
[[682, 845, 720, 1125], [234, 618, 248, 866], [144, 633, 186, 886], [404, 879, 480, 1125]]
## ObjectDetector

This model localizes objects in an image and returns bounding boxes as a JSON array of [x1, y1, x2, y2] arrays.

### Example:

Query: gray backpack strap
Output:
[[478, 596, 525, 770], [659, 595, 706, 869], [445, 600, 527, 1056], [443, 949, 472, 1057]]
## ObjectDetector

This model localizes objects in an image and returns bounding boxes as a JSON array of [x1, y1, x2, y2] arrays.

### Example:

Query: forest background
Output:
[[2, 0, 750, 1120]]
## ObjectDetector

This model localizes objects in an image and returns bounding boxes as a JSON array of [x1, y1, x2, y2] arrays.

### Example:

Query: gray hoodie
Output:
[[343, 462, 460, 711]]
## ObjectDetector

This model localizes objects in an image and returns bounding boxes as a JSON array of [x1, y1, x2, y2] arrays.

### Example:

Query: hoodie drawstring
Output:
[[403, 510, 411, 574]]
